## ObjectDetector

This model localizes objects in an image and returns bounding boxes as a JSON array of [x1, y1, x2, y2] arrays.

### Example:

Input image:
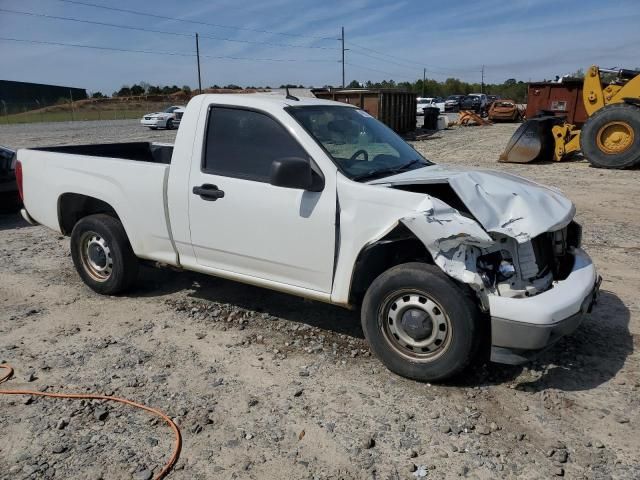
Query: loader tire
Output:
[[70, 214, 138, 295], [580, 103, 640, 169]]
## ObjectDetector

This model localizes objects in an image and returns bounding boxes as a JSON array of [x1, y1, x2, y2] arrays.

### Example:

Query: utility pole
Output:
[[195, 33, 202, 94], [481, 65, 485, 93], [341, 26, 345, 88], [69, 88, 74, 121], [422, 68, 426, 97]]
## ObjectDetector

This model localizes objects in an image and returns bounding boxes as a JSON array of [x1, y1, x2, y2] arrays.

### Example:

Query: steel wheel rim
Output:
[[79, 231, 113, 282], [380, 290, 452, 362], [596, 121, 634, 154]]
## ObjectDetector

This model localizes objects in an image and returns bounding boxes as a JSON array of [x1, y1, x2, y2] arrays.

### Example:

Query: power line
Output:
[[348, 48, 465, 79], [348, 41, 479, 76], [0, 8, 338, 50], [0, 37, 338, 63], [345, 62, 416, 81], [348, 48, 420, 73], [53, 0, 339, 41], [2, 37, 193, 57]]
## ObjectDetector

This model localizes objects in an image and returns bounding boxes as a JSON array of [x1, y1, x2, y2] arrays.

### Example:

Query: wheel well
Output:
[[349, 223, 433, 306], [58, 193, 119, 235]]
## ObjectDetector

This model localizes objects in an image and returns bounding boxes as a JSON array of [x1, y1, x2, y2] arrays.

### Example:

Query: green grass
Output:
[[1, 109, 152, 125]]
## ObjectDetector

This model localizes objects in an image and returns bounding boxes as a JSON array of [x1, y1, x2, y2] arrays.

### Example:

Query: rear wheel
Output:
[[580, 103, 640, 169], [70, 214, 138, 295], [361, 263, 481, 382]]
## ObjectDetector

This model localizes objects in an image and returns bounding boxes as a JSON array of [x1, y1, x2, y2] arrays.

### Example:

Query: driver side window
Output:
[[203, 107, 308, 182]]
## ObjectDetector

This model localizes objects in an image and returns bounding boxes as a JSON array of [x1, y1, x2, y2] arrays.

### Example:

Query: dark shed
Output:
[[312, 88, 416, 133], [0, 80, 88, 114]]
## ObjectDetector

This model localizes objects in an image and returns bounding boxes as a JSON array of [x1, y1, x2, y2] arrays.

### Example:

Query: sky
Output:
[[0, 0, 638, 94]]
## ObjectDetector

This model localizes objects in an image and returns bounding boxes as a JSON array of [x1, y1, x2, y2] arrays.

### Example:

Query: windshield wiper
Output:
[[352, 159, 426, 182]]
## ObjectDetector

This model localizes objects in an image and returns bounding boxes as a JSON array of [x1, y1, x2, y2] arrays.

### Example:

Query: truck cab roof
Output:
[[193, 93, 357, 110]]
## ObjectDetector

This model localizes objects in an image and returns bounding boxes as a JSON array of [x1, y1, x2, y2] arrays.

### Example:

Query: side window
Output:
[[203, 106, 308, 182]]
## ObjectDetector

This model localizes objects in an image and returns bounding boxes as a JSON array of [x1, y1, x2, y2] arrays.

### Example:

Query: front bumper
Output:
[[489, 248, 600, 364], [140, 117, 167, 127]]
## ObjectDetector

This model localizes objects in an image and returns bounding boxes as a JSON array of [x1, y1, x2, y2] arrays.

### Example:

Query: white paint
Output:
[[18, 93, 596, 336]]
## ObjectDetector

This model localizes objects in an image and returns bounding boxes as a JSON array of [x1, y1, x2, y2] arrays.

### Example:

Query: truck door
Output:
[[187, 105, 336, 293]]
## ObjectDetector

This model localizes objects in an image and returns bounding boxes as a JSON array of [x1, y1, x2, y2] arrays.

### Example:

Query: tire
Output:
[[70, 214, 138, 295], [580, 103, 640, 169], [361, 262, 481, 382], [166, 119, 174, 130]]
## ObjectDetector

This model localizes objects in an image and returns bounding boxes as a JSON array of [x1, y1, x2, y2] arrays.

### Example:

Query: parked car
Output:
[[486, 95, 501, 109], [488, 99, 522, 122], [16, 94, 600, 382], [0, 145, 20, 212], [444, 95, 464, 112], [140, 105, 185, 130], [460, 94, 488, 113], [416, 97, 445, 114]]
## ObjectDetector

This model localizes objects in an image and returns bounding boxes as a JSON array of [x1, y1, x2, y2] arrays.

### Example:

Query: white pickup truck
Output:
[[16, 94, 600, 381]]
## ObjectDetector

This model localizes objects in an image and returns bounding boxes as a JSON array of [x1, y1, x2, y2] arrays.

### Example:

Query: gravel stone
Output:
[[133, 469, 153, 480], [94, 407, 108, 421]]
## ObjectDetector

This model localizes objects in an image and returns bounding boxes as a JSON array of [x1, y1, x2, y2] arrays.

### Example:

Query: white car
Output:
[[140, 105, 185, 130], [417, 97, 446, 114], [17, 94, 600, 382]]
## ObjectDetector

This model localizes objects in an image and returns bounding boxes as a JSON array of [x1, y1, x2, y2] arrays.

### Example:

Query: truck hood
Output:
[[371, 165, 575, 242]]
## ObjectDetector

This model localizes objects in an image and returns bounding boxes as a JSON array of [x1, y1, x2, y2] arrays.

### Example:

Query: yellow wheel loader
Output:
[[500, 65, 640, 168]]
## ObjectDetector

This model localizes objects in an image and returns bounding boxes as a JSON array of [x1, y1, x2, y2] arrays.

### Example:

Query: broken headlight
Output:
[[477, 250, 516, 288]]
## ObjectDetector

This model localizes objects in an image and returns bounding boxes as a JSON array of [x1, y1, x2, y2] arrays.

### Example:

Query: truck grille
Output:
[[527, 222, 581, 280]]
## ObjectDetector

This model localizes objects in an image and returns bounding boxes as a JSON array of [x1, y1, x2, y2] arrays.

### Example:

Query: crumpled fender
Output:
[[401, 197, 493, 289]]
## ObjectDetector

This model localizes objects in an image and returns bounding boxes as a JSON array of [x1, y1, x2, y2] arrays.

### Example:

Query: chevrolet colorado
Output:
[[16, 94, 600, 381]]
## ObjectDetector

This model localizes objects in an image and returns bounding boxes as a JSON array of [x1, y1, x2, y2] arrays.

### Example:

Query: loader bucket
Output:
[[499, 116, 558, 163]]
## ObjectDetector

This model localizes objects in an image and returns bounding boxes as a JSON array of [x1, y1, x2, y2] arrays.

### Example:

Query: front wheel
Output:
[[361, 263, 481, 382], [70, 214, 139, 295], [166, 119, 174, 130]]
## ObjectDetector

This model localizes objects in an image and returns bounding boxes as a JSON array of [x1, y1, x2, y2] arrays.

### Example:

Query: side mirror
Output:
[[269, 157, 324, 192]]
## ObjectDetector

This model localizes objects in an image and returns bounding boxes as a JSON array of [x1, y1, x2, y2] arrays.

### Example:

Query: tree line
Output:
[[346, 78, 529, 102], [91, 77, 531, 103]]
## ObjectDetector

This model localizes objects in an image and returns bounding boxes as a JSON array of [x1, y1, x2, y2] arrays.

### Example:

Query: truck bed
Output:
[[32, 142, 174, 164], [18, 143, 177, 265]]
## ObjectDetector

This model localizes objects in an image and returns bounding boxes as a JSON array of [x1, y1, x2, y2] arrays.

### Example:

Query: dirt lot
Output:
[[0, 120, 638, 480]]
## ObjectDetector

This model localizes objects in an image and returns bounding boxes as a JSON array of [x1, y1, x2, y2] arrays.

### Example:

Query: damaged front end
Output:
[[398, 198, 582, 310], [372, 167, 599, 364]]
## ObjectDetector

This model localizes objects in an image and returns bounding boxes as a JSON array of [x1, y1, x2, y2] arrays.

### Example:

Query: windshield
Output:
[[446, 95, 461, 101], [287, 105, 432, 181], [164, 106, 178, 113]]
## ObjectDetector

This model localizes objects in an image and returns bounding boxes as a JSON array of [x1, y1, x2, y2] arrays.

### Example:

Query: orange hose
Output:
[[0, 364, 181, 480]]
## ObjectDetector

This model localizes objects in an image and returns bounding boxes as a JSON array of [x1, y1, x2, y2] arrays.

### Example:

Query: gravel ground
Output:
[[0, 119, 639, 480]]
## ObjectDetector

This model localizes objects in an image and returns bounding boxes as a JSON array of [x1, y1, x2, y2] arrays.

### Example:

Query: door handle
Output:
[[193, 184, 225, 201]]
